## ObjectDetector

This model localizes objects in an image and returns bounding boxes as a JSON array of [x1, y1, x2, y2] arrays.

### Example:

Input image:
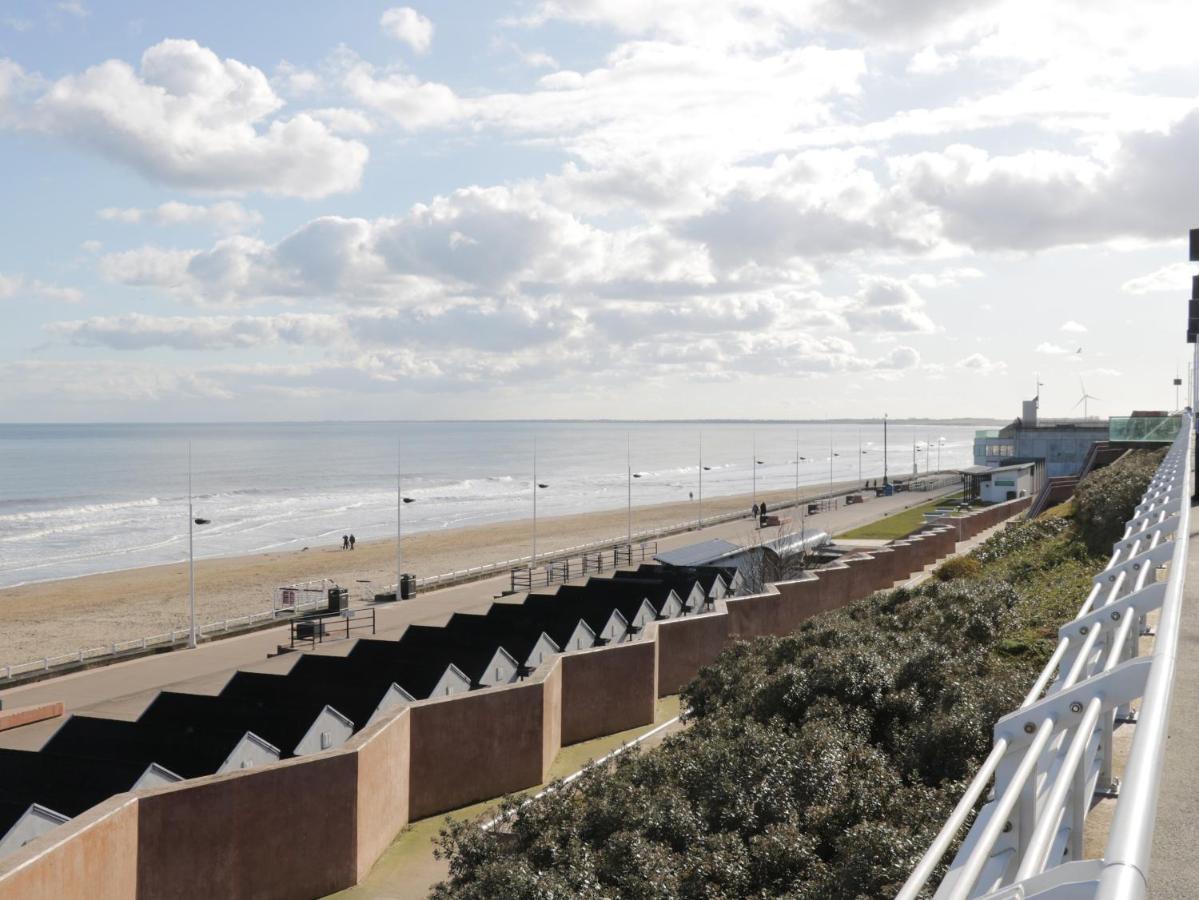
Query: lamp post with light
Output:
[[187, 443, 211, 650]]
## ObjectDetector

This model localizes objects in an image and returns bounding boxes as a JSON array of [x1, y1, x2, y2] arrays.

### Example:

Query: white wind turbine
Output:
[[1073, 378, 1100, 419]]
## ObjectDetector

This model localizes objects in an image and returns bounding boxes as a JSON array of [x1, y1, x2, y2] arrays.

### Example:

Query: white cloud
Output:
[[0, 273, 83, 303], [98, 246, 194, 288], [308, 107, 375, 134], [1035, 341, 1070, 354], [272, 60, 320, 97], [0, 360, 232, 403], [56, 2, 88, 18], [907, 46, 959, 75], [7, 39, 368, 198], [955, 352, 1005, 374], [895, 108, 1199, 250], [381, 7, 434, 53], [342, 59, 462, 128], [1060, 320, 1087, 333], [1122, 262, 1193, 295], [49, 312, 342, 350], [842, 277, 937, 334], [98, 201, 263, 233]]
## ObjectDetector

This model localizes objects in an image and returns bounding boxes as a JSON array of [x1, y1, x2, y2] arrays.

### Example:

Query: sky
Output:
[[1, 0, 1197, 423]]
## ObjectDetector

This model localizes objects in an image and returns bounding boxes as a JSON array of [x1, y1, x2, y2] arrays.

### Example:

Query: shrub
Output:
[[933, 556, 982, 582], [1073, 449, 1164, 553]]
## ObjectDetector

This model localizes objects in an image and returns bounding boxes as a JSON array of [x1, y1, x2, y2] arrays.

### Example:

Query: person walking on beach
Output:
[[349, 533, 356, 550], [752, 502, 759, 519], [342, 534, 349, 550]]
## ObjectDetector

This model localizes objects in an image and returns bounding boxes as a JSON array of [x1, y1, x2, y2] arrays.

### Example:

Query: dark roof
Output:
[[611, 570, 707, 600], [287, 649, 445, 701], [628, 563, 733, 593], [42, 714, 258, 778], [219, 671, 390, 732], [442, 613, 549, 663], [484, 603, 591, 650], [0, 747, 152, 838], [526, 588, 629, 636], [654, 539, 741, 567], [396, 626, 516, 685], [345, 639, 468, 698], [138, 691, 339, 756], [580, 577, 680, 615]]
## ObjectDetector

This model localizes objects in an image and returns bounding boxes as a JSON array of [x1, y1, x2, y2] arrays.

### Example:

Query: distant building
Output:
[[975, 461, 1037, 502], [974, 396, 1108, 477]]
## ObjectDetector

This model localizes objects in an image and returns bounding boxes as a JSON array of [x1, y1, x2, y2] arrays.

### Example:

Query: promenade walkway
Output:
[[1148, 509, 1199, 899], [0, 485, 955, 747]]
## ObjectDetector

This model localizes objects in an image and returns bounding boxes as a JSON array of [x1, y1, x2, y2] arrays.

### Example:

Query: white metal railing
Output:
[[898, 411, 1192, 899], [0, 589, 327, 683]]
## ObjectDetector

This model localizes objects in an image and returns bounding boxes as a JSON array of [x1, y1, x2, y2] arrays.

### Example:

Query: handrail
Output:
[[897, 410, 1192, 900]]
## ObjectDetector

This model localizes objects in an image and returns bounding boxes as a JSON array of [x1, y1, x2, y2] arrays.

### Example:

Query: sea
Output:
[[0, 421, 984, 589]]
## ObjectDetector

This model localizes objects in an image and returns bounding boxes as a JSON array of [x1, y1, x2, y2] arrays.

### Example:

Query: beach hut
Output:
[[218, 670, 411, 734], [395, 626, 522, 689], [580, 577, 686, 620], [42, 714, 279, 776], [526, 588, 632, 644], [485, 603, 598, 655], [271, 655, 415, 724], [441, 612, 561, 675], [138, 690, 354, 758], [0, 748, 182, 861], [343, 639, 472, 699]]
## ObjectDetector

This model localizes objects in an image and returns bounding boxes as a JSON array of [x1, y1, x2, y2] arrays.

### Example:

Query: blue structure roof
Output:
[[655, 539, 741, 567]]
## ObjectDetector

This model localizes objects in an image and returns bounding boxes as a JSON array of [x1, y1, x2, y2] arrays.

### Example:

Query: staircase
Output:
[[1025, 442, 1129, 519]]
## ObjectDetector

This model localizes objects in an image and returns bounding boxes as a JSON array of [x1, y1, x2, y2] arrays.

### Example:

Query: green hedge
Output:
[[1073, 449, 1165, 554]]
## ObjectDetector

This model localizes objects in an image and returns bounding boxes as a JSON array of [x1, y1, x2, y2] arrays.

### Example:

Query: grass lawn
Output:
[[838, 493, 965, 540]]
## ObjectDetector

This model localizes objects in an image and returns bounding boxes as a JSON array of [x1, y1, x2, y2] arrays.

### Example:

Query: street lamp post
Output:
[[626, 434, 632, 545], [187, 443, 210, 650], [883, 414, 889, 487], [752, 433, 757, 507], [532, 438, 538, 567], [828, 421, 833, 497], [396, 440, 415, 599]]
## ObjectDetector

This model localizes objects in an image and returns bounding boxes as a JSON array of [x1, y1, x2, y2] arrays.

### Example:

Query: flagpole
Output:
[[698, 432, 703, 529]]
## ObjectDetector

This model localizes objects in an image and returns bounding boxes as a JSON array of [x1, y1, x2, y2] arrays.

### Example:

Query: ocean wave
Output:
[[0, 497, 163, 525]]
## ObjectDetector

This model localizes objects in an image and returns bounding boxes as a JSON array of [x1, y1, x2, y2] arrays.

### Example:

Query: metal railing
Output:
[[898, 411, 1192, 899], [0, 602, 324, 684], [509, 541, 659, 593], [289, 607, 376, 650]]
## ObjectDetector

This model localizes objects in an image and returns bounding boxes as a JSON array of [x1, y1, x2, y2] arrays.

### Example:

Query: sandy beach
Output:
[[0, 481, 870, 666]]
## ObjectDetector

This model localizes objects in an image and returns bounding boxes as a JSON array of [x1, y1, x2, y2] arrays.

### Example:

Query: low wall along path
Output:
[[0, 497, 1030, 900]]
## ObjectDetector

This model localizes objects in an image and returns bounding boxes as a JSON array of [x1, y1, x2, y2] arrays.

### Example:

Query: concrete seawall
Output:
[[0, 496, 1030, 900]]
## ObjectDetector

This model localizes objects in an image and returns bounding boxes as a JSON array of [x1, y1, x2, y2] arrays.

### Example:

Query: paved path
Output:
[[1147, 511, 1199, 899], [0, 484, 955, 748]]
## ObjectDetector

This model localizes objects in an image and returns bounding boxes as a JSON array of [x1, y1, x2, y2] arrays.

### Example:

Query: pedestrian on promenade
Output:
[[342, 534, 349, 550], [752, 502, 759, 519], [349, 533, 356, 550]]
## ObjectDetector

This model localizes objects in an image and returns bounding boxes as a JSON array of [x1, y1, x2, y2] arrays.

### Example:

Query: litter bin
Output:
[[400, 573, 415, 600], [326, 587, 348, 613]]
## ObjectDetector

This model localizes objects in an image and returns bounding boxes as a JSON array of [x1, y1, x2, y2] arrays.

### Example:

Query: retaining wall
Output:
[[0, 496, 1028, 900]]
